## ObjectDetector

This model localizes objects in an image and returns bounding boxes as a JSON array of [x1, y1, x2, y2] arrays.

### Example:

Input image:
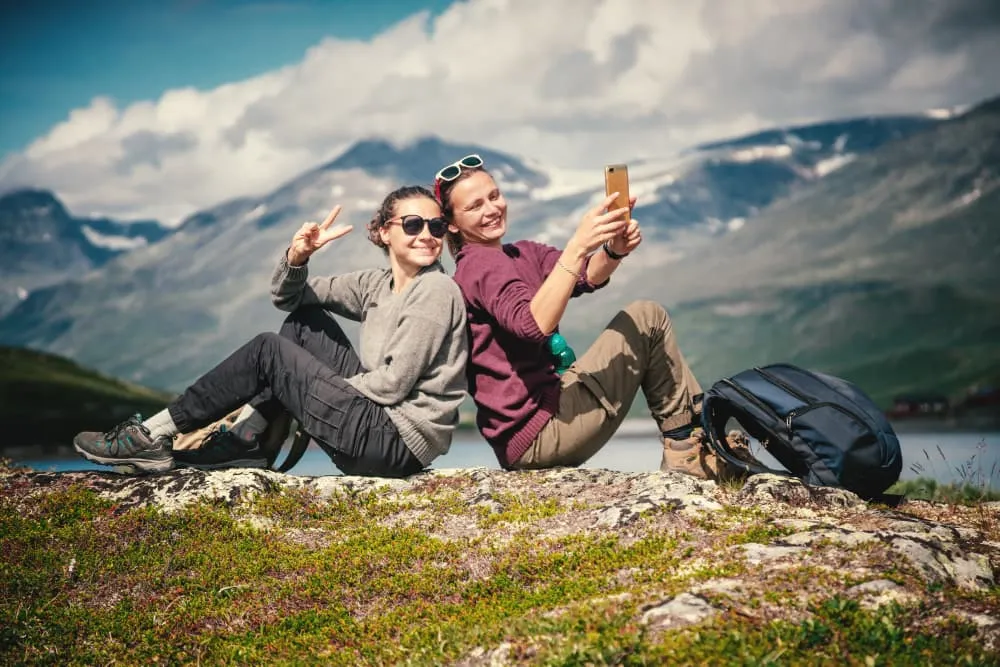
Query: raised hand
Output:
[[568, 193, 630, 256], [607, 218, 642, 257], [287, 205, 353, 266]]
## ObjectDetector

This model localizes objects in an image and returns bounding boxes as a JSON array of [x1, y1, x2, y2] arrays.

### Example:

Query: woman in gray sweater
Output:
[[73, 185, 469, 478]]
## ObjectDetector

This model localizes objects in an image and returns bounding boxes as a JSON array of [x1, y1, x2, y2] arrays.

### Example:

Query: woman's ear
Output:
[[448, 223, 460, 234], [378, 224, 392, 247]]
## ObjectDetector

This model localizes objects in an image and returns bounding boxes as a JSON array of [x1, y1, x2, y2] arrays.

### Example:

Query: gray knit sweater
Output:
[[270, 254, 469, 466]]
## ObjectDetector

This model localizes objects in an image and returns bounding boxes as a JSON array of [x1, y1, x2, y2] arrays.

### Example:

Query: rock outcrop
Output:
[[3, 464, 998, 664]]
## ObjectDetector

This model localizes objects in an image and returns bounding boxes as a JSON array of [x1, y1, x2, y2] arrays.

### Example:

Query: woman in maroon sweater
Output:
[[435, 155, 741, 480]]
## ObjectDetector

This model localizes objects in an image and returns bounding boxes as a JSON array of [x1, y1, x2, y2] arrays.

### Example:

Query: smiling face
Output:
[[445, 170, 508, 248], [377, 195, 444, 274]]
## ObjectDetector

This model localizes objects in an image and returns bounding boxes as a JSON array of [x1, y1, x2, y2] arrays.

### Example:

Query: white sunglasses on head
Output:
[[435, 154, 484, 184]]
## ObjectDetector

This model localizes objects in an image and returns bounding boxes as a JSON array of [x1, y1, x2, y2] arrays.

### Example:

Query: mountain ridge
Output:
[[0, 103, 995, 410]]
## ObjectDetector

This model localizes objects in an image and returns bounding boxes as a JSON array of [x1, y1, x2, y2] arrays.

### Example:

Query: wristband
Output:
[[602, 241, 629, 261]]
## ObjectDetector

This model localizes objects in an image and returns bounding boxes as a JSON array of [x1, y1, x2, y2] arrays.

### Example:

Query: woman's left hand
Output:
[[606, 196, 641, 257], [611, 219, 642, 255]]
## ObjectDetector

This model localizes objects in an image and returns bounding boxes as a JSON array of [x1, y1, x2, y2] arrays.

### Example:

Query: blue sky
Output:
[[0, 0, 453, 157], [2, 0, 998, 223]]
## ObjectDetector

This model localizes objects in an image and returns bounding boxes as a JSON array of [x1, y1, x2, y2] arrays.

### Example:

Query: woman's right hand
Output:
[[287, 205, 353, 266], [568, 193, 630, 257]]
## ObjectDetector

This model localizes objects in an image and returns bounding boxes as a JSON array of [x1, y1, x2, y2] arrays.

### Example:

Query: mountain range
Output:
[[0, 97, 997, 413], [0, 190, 169, 316]]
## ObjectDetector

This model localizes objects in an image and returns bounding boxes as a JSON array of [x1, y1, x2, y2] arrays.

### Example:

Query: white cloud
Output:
[[1, 0, 998, 224]]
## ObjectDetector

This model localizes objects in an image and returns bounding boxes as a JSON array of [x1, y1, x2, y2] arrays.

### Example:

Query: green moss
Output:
[[533, 598, 991, 666], [2, 480, 995, 666], [476, 492, 564, 528], [723, 522, 795, 546]]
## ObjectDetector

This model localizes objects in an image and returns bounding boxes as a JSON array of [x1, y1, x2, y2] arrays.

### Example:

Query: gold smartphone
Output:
[[604, 163, 631, 222]]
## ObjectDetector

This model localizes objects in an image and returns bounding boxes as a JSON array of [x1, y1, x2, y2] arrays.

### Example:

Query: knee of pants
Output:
[[623, 300, 670, 332], [279, 307, 312, 336], [280, 306, 338, 336], [251, 331, 283, 355]]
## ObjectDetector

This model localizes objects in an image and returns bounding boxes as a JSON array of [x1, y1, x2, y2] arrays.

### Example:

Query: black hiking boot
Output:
[[73, 414, 174, 473], [172, 427, 267, 470]]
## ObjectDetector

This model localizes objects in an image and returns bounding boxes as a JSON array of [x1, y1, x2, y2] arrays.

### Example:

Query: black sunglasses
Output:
[[388, 215, 448, 238]]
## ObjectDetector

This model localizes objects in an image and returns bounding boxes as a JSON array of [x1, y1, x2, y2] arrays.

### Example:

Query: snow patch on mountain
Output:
[[813, 153, 857, 177], [80, 226, 149, 251], [726, 144, 794, 163], [243, 204, 268, 223], [924, 104, 971, 120], [529, 166, 598, 200]]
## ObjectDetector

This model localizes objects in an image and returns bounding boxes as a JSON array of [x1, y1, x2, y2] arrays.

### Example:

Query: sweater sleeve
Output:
[[270, 251, 372, 321], [348, 273, 463, 405], [466, 249, 547, 344]]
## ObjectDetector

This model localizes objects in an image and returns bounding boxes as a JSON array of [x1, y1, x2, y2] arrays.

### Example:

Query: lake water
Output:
[[13, 422, 1000, 489]]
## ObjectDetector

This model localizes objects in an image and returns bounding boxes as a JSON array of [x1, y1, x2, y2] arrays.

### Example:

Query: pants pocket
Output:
[[575, 371, 620, 419], [304, 377, 366, 458]]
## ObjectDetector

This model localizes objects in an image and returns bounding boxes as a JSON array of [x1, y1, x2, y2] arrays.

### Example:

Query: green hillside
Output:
[[0, 346, 174, 452], [669, 281, 1000, 408]]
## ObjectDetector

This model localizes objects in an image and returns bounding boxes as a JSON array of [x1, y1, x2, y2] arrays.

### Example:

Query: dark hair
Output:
[[366, 185, 438, 252], [437, 165, 489, 259]]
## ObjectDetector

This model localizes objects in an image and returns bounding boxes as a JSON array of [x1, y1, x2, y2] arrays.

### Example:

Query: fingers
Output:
[[319, 224, 353, 244], [628, 195, 637, 211], [319, 205, 343, 230], [595, 206, 631, 226], [623, 220, 642, 250], [595, 192, 620, 214]]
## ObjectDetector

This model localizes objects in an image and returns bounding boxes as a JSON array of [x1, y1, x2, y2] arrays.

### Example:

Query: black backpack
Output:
[[701, 363, 903, 500]]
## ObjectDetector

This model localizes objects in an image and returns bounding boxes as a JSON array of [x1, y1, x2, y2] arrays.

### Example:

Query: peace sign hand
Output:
[[287, 205, 353, 266]]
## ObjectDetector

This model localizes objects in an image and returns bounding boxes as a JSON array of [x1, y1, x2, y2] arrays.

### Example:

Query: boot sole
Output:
[[173, 458, 268, 470], [74, 442, 174, 473]]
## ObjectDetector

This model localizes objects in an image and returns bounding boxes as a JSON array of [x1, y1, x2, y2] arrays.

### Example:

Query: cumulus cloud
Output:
[[1, 0, 998, 224]]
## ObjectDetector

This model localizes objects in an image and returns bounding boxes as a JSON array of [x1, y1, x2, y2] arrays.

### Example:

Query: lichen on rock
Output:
[[2, 462, 998, 664]]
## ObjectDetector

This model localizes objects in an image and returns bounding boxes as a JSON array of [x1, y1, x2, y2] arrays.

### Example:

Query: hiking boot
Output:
[[660, 428, 759, 482], [712, 430, 759, 483], [660, 427, 717, 480], [73, 414, 174, 474], [724, 430, 757, 466], [172, 427, 267, 470]]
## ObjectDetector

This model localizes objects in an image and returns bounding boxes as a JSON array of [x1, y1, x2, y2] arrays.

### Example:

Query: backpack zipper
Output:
[[755, 366, 872, 432], [780, 363, 882, 429], [783, 401, 874, 431]]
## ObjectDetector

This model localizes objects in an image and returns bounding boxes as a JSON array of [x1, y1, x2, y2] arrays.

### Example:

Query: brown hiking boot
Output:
[[660, 427, 716, 480], [660, 428, 757, 482], [716, 429, 758, 482]]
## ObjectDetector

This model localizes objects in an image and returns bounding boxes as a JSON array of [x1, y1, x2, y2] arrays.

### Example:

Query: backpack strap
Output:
[[272, 428, 311, 473], [701, 394, 792, 478]]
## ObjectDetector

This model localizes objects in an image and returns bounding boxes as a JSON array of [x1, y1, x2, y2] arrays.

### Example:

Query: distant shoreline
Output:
[[5, 417, 998, 463]]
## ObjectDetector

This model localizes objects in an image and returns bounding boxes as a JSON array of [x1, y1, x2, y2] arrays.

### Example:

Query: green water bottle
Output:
[[547, 332, 577, 375]]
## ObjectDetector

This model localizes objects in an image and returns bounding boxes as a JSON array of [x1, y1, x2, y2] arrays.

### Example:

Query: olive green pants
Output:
[[513, 300, 702, 469]]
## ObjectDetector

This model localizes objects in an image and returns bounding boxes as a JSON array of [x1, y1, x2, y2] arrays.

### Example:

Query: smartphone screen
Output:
[[604, 164, 631, 222]]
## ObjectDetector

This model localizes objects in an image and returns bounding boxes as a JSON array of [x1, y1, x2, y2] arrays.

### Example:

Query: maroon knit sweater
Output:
[[452, 240, 603, 467]]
